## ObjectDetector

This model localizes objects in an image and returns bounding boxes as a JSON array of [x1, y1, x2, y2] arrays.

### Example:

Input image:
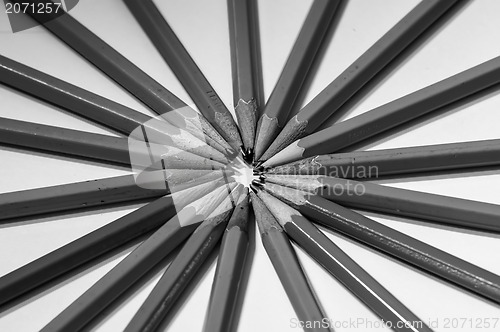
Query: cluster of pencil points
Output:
[[1, 0, 500, 332]]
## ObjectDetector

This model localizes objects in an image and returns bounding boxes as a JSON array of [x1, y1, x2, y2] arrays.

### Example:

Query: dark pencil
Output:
[[0, 179, 227, 307], [256, 189, 431, 332], [227, 0, 261, 157], [250, 191, 330, 332], [124, 185, 243, 332], [253, 0, 341, 160], [0, 116, 230, 167], [261, 182, 500, 304], [0, 117, 131, 165], [41, 183, 239, 332], [0, 175, 167, 221], [123, 0, 243, 150], [266, 139, 500, 178], [0, 55, 233, 157], [264, 55, 500, 167], [260, 0, 460, 161], [11, 0, 189, 116], [265, 174, 500, 233], [203, 189, 250, 332], [0, 54, 150, 135]]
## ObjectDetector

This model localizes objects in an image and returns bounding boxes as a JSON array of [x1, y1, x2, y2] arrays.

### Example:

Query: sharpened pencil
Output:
[[204, 189, 250, 332], [227, 0, 261, 157], [0, 55, 234, 157], [265, 174, 500, 233], [0, 54, 150, 135], [266, 139, 500, 178], [123, 0, 243, 150], [41, 183, 239, 332], [0, 175, 166, 221], [0, 116, 230, 167], [10, 0, 188, 115], [263, 55, 500, 167], [250, 191, 330, 331], [256, 189, 431, 332], [0, 117, 131, 165], [260, 0, 461, 160], [0, 179, 227, 307], [253, 0, 341, 160], [124, 185, 243, 332], [261, 182, 500, 304]]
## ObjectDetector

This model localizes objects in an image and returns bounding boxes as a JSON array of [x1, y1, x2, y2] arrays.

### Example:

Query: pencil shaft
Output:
[[204, 192, 250, 332], [227, 0, 261, 153], [40, 185, 240, 332], [0, 117, 130, 165], [258, 190, 429, 332], [254, 0, 340, 160], [261, 0, 460, 160], [263, 183, 500, 304], [0, 180, 223, 307], [265, 55, 500, 167], [0, 55, 150, 135], [1, 54, 233, 156], [251, 193, 329, 331], [125, 201, 238, 331], [265, 174, 500, 233], [12, 0, 187, 115], [268, 139, 500, 178], [0, 175, 167, 221], [124, 0, 243, 149]]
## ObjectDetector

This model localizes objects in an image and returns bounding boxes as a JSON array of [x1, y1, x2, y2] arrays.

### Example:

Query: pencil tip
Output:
[[253, 160, 263, 168]]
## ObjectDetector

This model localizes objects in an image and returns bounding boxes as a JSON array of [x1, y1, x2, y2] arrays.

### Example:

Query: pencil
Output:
[[124, 185, 243, 332], [256, 189, 431, 332], [0, 175, 167, 221], [0, 55, 234, 157], [250, 191, 330, 331], [0, 116, 230, 167], [227, 0, 261, 157], [263, 55, 500, 167], [264, 174, 500, 233], [266, 139, 500, 178], [0, 54, 150, 135], [12, 0, 188, 116], [123, 0, 243, 150], [260, 0, 461, 161], [0, 117, 131, 165], [203, 189, 250, 332], [0, 178, 227, 307], [260, 182, 500, 304], [41, 183, 239, 332], [253, 0, 341, 160]]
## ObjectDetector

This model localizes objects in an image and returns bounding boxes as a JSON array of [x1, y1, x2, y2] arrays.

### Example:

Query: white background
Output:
[[0, 0, 499, 331]]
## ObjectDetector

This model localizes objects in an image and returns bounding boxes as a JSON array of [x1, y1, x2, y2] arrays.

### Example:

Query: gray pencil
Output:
[[250, 191, 330, 332], [256, 189, 431, 332]]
